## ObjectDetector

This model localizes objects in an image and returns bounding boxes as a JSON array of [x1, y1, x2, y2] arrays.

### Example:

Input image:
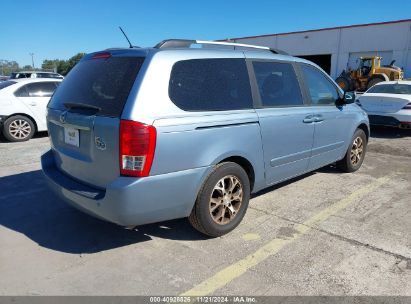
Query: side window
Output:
[[25, 82, 57, 97], [300, 64, 339, 105], [169, 58, 253, 111], [252, 61, 303, 107], [14, 85, 29, 97]]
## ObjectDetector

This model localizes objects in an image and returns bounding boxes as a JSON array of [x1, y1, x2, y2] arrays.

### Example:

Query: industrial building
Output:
[[225, 19, 411, 79]]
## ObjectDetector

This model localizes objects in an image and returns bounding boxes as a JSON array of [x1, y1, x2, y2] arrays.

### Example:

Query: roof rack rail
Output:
[[154, 39, 288, 55]]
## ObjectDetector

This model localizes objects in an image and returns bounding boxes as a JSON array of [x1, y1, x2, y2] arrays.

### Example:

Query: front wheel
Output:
[[2, 115, 36, 142], [189, 162, 250, 237], [337, 129, 367, 172]]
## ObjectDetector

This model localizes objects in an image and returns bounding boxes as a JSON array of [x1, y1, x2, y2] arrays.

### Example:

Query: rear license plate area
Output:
[[64, 127, 79, 147]]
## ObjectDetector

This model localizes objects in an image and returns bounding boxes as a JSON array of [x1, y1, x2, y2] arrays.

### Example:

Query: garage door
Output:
[[297, 54, 332, 75], [348, 51, 393, 69]]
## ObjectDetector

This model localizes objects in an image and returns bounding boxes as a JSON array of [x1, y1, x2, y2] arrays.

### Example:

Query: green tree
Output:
[[41, 59, 59, 71], [61, 53, 85, 75], [0, 60, 20, 75], [56, 60, 69, 75], [40, 53, 85, 76]]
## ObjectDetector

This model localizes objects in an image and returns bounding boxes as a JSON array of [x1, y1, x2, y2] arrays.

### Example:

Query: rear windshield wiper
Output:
[[63, 102, 102, 112]]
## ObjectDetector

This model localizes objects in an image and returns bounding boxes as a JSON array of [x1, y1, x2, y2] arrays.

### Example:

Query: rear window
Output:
[[48, 56, 145, 117], [0, 81, 16, 90], [169, 58, 253, 111], [367, 84, 411, 95]]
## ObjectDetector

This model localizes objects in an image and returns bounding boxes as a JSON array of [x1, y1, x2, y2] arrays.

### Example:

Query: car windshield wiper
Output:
[[63, 102, 101, 112]]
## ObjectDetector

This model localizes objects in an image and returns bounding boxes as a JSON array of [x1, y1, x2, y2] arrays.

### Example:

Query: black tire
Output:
[[337, 129, 367, 173], [189, 162, 251, 237], [336, 76, 351, 92], [367, 77, 384, 89], [2, 115, 36, 142]]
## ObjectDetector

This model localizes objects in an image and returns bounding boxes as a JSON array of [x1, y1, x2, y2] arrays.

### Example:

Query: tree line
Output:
[[41, 53, 85, 75], [0, 53, 85, 76]]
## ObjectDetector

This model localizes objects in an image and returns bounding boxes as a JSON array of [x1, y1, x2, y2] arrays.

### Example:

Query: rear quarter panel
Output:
[[151, 111, 266, 193]]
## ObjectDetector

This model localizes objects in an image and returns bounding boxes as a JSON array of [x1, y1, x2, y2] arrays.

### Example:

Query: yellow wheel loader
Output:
[[336, 56, 404, 92]]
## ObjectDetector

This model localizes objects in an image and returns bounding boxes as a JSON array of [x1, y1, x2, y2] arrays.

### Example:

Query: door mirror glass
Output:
[[343, 91, 355, 104]]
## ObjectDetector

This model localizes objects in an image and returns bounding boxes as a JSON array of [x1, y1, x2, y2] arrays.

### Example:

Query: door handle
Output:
[[303, 115, 314, 123], [303, 115, 324, 123], [313, 115, 324, 122]]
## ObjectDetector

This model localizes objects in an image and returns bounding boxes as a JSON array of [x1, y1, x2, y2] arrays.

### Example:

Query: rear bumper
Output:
[[41, 150, 210, 226]]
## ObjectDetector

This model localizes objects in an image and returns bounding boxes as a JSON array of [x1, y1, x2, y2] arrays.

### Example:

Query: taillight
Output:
[[92, 52, 111, 59], [119, 120, 156, 177]]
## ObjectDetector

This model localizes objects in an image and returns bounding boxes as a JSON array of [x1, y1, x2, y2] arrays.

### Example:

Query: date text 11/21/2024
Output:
[[149, 296, 257, 303]]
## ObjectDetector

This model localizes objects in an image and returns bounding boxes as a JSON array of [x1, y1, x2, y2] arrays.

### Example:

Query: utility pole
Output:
[[29, 53, 35, 69]]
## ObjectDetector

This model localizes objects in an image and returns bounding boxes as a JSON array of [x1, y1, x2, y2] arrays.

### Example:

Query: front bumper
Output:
[[367, 110, 411, 127], [368, 115, 401, 127], [41, 150, 210, 226], [0, 115, 7, 126]]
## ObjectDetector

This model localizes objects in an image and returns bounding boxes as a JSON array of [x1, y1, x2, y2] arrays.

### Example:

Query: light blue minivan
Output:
[[41, 40, 369, 237]]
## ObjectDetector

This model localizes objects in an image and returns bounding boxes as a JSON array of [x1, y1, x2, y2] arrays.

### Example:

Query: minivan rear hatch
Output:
[[47, 50, 145, 188]]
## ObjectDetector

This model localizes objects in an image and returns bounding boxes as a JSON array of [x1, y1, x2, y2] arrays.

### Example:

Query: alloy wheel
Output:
[[8, 119, 32, 140], [350, 136, 364, 165], [209, 175, 243, 225]]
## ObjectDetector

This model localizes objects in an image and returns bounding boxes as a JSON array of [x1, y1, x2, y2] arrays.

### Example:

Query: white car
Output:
[[10, 71, 64, 79], [357, 80, 411, 129], [0, 78, 62, 141]]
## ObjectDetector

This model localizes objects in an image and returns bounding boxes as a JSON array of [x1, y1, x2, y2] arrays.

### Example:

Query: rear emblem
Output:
[[95, 137, 106, 150], [59, 112, 67, 123]]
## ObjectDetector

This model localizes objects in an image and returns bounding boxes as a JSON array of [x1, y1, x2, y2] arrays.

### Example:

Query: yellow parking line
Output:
[[242, 233, 261, 241], [180, 175, 391, 296]]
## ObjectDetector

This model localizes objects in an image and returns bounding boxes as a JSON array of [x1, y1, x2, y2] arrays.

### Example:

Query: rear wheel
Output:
[[367, 77, 384, 89], [189, 162, 250, 237], [337, 129, 367, 173], [336, 76, 351, 92], [2, 115, 35, 142]]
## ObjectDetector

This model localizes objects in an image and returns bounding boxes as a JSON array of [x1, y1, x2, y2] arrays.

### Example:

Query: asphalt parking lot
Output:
[[0, 127, 410, 296]]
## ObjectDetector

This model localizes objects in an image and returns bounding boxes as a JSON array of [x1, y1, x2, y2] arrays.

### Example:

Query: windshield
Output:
[[361, 59, 372, 68], [367, 84, 411, 95], [48, 56, 145, 117]]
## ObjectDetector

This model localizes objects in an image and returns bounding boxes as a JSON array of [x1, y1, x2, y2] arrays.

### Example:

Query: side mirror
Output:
[[344, 91, 355, 104], [337, 91, 355, 105]]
